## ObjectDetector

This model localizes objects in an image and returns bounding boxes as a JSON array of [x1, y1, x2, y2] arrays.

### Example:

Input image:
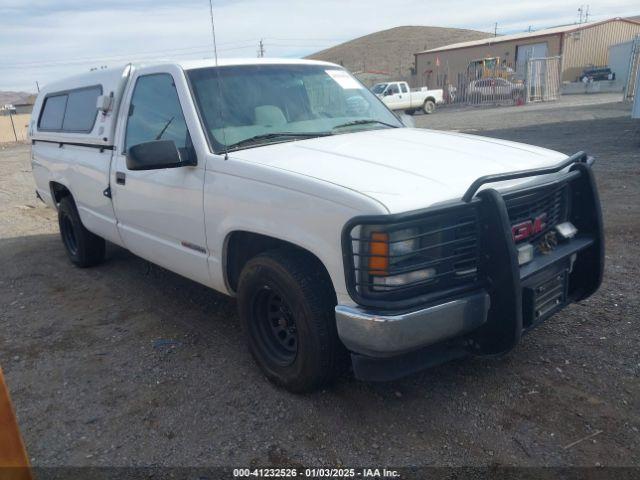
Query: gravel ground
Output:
[[1, 100, 639, 469]]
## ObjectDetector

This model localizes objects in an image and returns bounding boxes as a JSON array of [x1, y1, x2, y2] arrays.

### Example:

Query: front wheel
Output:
[[237, 250, 347, 393], [423, 99, 436, 114], [58, 196, 105, 267]]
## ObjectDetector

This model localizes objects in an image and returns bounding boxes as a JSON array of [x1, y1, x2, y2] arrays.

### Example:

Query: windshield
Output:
[[187, 65, 402, 153], [371, 83, 388, 94]]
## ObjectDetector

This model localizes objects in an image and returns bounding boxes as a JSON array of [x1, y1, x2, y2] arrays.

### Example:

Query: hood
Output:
[[230, 128, 569, 213]]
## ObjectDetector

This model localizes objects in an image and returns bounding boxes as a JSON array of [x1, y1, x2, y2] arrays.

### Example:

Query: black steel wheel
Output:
[[57, 196, 106, 267], [252, 285, 298, 366], [237, 249, 347, 393], [60, 211, 79, 257]]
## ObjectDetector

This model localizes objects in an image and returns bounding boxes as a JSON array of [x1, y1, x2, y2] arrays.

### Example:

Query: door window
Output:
[[125, 74, 190, 152], [400, 83, 408, 93], [387, 84, 400, 95]]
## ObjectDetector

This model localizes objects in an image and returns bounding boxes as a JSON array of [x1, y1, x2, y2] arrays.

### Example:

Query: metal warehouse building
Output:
[[414, 17, 640, 88]]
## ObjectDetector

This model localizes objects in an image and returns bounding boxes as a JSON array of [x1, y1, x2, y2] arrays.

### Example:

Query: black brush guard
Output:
[[468, 151, 603, 355], [348, 152, 604, 380]]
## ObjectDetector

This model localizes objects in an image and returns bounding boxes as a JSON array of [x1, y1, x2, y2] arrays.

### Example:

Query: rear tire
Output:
[[423, 99, 436, 114], [58, 196, 105, 267], [237, 249, 347, 393]]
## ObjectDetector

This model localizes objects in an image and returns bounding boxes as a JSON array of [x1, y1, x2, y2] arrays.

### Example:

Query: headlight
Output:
[[368, 227, 438, 292], [373, 268, 437, 291], [388, 228, 419, 259], [345, 204, 481, 306]]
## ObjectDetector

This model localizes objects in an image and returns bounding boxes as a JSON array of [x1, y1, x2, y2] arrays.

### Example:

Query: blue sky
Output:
[[1, 0, 638, 91]]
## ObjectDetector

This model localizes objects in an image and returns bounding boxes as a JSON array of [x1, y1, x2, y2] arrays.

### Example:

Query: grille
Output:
[[504, 183, 570, 245], [348, 205, 481, 301]]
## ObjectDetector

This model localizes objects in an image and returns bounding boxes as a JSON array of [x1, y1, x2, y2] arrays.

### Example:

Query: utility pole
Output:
[[35, 81, 40, 92], [258, 39, 265, 58], [585, 5, 590, 22], [9, 111, 17, 142], [494, 22, 498, 37]]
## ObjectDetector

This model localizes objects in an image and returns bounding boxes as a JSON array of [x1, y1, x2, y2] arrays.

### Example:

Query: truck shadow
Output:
[[1, 232, 504, 394]]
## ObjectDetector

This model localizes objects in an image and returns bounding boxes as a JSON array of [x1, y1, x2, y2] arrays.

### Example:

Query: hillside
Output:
[[307, 26, 492, 82], [0, 91, 35, 106]]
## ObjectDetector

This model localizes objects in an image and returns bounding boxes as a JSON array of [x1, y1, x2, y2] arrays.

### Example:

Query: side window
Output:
[[38, 86, 101, 132], [62, 86, 101, 132], [39, 95, 68, 131], [125, 74, 189, 152], [387, 84, 400, 95], [400, 83, 408, 94]]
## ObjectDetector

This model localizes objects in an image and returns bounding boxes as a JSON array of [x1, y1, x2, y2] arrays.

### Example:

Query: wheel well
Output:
[[50, 182, 71, 205], [225, 231, 333, 294], [425, 97, 436, 104]]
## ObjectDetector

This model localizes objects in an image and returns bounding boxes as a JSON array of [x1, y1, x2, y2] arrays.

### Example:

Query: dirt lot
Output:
[[0, 114, 30, 143], [1, 100, 639, 469]]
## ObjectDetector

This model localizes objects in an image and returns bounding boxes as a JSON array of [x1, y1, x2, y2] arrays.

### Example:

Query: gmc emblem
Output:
[[512, 213, 547, 242]]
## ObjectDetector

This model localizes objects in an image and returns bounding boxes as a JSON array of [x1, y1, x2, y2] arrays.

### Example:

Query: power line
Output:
[[0, 40, 260, 69], [0, 37, 345, 72], [0, 44, 262, 70]]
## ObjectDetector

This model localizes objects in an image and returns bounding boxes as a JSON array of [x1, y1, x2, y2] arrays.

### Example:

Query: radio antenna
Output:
[[207, 0, 229, 159], [208, 0, 219, 64]]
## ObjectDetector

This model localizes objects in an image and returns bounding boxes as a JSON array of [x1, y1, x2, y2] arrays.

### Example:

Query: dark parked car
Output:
[[578, 67, 615, 83]]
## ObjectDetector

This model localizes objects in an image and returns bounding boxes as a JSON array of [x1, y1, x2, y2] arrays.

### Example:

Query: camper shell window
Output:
[[38, 85, 102, 133]]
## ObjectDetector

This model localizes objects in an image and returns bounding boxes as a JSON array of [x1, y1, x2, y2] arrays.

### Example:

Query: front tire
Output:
[[237, 250, 346, 393], [58, 196, 105, 267]]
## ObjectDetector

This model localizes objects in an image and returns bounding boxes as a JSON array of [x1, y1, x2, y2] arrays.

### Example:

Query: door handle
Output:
[[116, 172, 126, 185]]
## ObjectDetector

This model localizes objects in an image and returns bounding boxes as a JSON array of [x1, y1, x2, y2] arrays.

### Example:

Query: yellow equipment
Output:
[[467, 57, 512, 80], [0, 367, 32, 480]]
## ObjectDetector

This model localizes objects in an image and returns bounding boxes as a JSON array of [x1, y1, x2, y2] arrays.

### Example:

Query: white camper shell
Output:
[[31, 65, 132, 146]]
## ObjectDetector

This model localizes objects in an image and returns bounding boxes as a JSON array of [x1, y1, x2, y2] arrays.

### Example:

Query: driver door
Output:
[[384, 83, 403, 109], [111, 67, 211, 287]]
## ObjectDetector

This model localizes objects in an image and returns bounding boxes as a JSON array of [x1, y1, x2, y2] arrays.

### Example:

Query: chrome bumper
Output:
[[335, 291, 491, 357]]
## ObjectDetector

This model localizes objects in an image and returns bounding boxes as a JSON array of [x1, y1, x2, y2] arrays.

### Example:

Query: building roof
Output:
[[417, 17, 640, 54]]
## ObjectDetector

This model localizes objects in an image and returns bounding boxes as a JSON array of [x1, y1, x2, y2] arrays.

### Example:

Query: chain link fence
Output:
[[624, 36, 640, 102], [425, 56, 561, 107]]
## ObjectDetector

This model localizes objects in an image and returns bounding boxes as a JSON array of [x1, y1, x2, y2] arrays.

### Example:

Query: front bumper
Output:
[[336, 291, 490, 357], [336, 156, 604, 380]]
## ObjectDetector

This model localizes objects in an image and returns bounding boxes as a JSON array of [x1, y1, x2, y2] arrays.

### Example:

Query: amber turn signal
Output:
[[368, 232, 389, 275]]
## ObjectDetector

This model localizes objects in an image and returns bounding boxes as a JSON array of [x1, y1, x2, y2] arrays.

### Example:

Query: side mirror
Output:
[[384, 90, 392, 96], [126, 140, 196, 171]]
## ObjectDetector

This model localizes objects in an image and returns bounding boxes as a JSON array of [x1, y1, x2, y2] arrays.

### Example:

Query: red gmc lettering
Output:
[[512, 213, 547, 242]]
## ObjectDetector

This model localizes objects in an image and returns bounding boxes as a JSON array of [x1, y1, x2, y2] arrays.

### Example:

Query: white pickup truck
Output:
[[31, 59, 603, 392], [372, 81, 443, 114]]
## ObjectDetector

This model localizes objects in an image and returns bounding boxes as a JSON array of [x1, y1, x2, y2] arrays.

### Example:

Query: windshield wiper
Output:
[[226, 132, 332, 150], [155, 116, 175, 140], [332, 119, 400, 131]]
